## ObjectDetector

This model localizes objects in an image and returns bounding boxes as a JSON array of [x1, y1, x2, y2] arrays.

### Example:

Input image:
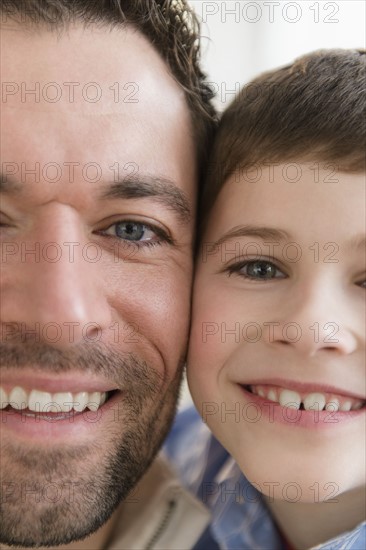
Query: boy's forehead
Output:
[[206, 163, 365, 244]]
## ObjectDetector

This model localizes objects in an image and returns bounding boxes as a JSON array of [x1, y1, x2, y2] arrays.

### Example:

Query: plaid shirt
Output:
[[164, 407, 366, 550]]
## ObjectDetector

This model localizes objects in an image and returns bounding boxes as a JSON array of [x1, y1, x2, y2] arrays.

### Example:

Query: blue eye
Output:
[[113, 222, 151, 241], [228, 260, 286, 280], [99, 220, 172, 247]]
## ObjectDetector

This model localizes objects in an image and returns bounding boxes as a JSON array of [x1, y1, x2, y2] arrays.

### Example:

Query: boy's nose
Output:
[[1, 207, 112, 347], [263, 282, 358, 357]]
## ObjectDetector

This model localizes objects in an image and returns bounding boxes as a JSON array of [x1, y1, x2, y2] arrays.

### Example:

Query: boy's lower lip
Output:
[[0, 390, 122, 441], [238, 385, 366, 429]]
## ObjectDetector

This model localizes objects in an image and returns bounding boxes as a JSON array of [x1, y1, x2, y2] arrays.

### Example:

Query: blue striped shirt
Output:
[[164, 407, 366, 550]]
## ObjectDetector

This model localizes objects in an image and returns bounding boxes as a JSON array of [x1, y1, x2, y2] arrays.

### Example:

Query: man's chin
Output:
[[0, 440, 137, 547], [0, 368, 182, 548]]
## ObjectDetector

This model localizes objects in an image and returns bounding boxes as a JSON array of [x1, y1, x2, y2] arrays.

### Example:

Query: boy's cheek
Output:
[[187, 363, 216, 417], [188, 318, 238, 425], [188, 284, 246, 405], [189, 311, 234, 378], [188, 317, 223, 407]]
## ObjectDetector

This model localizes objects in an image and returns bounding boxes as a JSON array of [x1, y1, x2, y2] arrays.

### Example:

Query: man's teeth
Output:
[[0, 386, 108, 412], [249, 385, 364, 412]]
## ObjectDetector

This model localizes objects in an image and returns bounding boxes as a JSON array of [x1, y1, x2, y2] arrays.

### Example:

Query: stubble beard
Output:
[[0, 341, 184, 547]]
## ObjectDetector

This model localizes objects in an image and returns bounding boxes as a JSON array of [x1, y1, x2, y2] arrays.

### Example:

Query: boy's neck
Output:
[[264, 486, 365, 550]]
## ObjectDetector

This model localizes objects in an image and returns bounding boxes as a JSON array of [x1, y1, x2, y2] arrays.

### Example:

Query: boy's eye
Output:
[[229, 260, 286, 280]]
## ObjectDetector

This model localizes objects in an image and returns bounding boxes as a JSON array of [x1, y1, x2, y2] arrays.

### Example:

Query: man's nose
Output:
[[263, 280, 358, 356], [1, 207, 112, 346]]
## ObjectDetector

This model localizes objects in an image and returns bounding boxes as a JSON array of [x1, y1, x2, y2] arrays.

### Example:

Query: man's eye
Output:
[[103, 221, 159, 243], [228, 260, 286, 280]]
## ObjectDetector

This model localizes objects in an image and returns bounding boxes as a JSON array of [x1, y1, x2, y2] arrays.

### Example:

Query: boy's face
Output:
[[188, 163, 365, 503]]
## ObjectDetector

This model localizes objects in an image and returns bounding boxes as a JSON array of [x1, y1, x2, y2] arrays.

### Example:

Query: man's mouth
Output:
[[0, 385, 113, 415], [244, 384, 366, 412]]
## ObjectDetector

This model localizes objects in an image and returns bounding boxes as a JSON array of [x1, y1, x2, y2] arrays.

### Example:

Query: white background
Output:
[[189, 0, 366, 110]]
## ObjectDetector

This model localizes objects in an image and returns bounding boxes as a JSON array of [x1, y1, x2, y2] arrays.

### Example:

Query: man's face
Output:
[[0, 23, 196, 546], [188, 164, 365, 503]]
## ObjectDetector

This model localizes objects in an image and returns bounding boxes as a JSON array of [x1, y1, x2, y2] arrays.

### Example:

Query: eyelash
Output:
[[226, 260, 366, 289], [97, 220, 173, 249], [226, 259, 287, 281]]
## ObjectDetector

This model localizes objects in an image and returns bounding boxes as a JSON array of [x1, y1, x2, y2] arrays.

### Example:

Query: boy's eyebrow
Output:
[[0, 172, 192, 225], [348, 235, 366, 250], [213, 225, 291, 247]]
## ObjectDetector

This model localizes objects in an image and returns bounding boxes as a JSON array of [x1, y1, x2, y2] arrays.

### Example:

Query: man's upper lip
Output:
[[237, 378, 366, 401], [0, 372, 117, 393]]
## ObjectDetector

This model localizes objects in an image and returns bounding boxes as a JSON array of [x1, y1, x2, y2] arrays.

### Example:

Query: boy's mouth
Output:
[[243, 384, 366, 412]]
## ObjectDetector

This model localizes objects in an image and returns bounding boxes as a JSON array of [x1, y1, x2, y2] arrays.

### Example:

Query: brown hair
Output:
[[201, 49, 366, 217], [1, 0, 217, 180]]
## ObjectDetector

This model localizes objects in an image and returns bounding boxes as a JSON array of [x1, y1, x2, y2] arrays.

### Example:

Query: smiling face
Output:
[[188, 163, 366, 503], [0, 23, 196, 547]]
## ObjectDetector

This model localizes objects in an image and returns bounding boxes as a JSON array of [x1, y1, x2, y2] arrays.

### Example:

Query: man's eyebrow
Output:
[[0, 172, 192, 224], [214, 225, 292, 247], [99, 175, 191, 224]]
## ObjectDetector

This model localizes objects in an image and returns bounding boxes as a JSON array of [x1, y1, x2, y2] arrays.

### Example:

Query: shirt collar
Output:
[[205, 440, 366, 550]]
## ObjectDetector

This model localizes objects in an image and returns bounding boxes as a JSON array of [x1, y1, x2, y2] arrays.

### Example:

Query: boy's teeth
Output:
[[0, 386, 108, 412], [279, 389, 301, 409], [325, 399, 340, 412], [249, 385, 364, 412], [303, 393, 326, 412], [267, 390, 277, 402]]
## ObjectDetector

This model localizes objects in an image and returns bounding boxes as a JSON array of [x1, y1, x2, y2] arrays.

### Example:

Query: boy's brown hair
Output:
[[201, 49, 366, 217], [1, 0, 217, 180]]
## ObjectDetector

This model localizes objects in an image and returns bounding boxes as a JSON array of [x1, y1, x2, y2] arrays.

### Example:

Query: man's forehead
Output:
[[0, 22, 187, 116], [0, 20, 197, 197]]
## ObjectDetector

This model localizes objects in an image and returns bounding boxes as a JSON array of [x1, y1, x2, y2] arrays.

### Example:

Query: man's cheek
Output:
[[109, 279, 190, 365]]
